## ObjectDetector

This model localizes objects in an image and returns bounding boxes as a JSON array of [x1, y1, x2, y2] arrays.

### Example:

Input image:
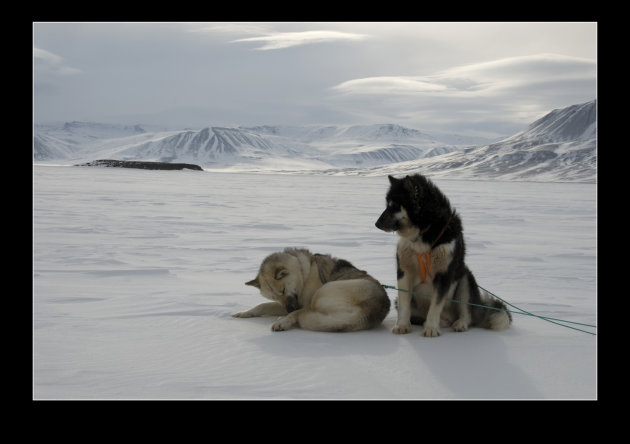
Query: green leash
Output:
[[382, 284, 597, 336]]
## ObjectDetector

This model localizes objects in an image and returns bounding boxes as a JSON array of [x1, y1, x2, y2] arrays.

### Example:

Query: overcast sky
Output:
[[33, 22, 597, 138]]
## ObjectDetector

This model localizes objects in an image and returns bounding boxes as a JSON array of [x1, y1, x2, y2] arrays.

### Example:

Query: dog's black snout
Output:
[[285, 294, 299, 313], [375, 212, 386, 230], [375, 210, 394, 232]]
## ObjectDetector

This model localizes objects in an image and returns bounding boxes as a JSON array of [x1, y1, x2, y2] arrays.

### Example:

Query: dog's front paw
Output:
[[422, 325, 441, 337], [392, 324, 412, 334], [451, 319, 469, 332], [271, 316, 294, 332], [232, 311, 253, 318], [271, 322, 286, 331]]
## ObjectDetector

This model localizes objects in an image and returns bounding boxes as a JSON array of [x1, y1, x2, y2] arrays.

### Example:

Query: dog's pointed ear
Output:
[[403, 176, 421, 203], [388, 175, 399, 185], [245, 277, 260, 288]]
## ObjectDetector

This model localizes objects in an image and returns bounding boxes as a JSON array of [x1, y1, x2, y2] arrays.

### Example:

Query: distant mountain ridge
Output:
[[360, 100, 596, 182], [33, 121, 474, 167], [33, 100, 596, 182]]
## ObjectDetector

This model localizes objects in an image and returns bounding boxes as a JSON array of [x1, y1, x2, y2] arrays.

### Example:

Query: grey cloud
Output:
[[33, 47, 82, 76], [329, 53, 596, 136]]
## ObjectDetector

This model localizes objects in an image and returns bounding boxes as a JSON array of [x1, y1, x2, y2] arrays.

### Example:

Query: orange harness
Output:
[[416, 210, 455, 284], [416, 211, 455, 283], [416, 252, 433, 283]]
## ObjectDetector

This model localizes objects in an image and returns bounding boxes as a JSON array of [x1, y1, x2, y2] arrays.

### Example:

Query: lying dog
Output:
[[233, 248, 390, 332]]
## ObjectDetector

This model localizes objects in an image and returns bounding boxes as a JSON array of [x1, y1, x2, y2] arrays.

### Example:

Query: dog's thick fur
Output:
[[375, 174, 511, 337], [234, 248, 391, 332]]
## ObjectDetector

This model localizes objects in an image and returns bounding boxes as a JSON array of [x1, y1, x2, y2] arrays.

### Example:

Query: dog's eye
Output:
[[275, 269, 288, 280]]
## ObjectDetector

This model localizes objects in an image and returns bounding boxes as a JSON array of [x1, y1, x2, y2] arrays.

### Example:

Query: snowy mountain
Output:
[[115, 126, 307, 164], [33, 122, 163, 161], [299, 124, 460, 166], [357, 100, 597, 182], [33, 122, 471, 168], [242, 123, 434, 142], [504, 100, 596, 143], [33, 101, 596, 182]]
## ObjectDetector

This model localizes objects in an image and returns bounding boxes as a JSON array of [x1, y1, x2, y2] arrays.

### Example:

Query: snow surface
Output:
[[33, 165, 597, 399]]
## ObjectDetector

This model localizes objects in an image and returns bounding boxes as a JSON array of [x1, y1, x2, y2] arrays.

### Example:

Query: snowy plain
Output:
[[32, 164, 597, 399]]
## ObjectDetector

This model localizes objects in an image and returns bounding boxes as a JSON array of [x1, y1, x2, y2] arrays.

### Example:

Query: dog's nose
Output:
[[285, 294, 299, 313]]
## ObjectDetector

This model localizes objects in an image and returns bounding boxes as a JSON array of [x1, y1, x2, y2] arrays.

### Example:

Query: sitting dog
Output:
[[375, 174, 512, 337]]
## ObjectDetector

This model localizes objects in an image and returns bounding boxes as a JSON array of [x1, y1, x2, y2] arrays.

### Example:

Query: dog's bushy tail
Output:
[[478, 288, 512, 331], [466, 271, 511, 331]]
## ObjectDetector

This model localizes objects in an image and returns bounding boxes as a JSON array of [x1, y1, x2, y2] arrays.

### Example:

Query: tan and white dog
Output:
[[233, 248, 390, 332]]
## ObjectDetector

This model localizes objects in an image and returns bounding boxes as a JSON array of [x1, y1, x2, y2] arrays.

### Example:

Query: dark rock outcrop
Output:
[[75, 159, 203, 171]]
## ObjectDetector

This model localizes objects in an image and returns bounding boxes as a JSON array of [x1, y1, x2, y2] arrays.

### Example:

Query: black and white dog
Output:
[[375, 174, 511, 337]]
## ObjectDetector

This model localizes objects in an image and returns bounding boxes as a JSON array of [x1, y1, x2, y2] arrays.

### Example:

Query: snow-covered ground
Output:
[[33, 165, 597, 399]]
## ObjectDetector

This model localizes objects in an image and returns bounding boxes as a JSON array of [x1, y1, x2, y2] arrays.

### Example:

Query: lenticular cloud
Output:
[[334, 53, 595, 98], [231, 30, 369, 50]]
